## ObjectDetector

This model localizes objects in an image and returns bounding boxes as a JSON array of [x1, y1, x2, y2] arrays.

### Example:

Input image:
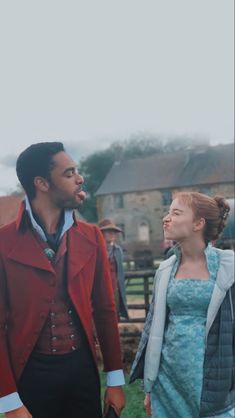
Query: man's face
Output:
[[46, 151, 86, 209], [102, 230, 119, 245]]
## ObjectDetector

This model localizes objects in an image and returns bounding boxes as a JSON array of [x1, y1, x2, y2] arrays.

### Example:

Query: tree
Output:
[[78, 149, 115, 221]]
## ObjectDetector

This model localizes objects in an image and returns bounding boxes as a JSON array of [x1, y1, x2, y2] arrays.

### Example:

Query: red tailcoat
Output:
[[0, 203, 122, 397]]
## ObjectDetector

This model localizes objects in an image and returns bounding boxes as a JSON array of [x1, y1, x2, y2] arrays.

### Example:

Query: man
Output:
[[0, 142, 125, 418], [98, 219, 129, 320]]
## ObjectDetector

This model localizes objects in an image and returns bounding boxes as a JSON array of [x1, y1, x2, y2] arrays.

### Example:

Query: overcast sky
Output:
[[0, 0, 234, 195]]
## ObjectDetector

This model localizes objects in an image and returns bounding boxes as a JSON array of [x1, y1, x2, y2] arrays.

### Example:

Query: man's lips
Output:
[[76, 190, 86, 201]]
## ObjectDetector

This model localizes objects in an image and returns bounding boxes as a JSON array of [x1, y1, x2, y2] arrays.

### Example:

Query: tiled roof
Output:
[[0, 195, 23, 226], [96, 143, 234, 195]]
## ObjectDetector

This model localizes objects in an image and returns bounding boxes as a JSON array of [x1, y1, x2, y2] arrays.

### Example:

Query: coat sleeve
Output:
[[0, 256, 18, 397], [91, 226, 123, 372]]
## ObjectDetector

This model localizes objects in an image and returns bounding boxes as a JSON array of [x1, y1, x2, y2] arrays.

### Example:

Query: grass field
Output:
[[0, 373, 146, 418], [101, 372, 146, 418]]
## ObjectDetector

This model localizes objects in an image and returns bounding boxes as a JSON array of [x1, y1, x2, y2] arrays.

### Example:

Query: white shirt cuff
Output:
[[0, 392, 23, 413], [106, 370, 125, 386]]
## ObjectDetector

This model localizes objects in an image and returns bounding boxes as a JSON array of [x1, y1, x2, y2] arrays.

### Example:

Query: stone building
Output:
[[96, 143, 234, 265]]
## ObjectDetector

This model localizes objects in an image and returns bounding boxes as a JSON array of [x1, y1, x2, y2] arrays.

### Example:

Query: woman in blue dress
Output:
[[130, 192, 234, 418]]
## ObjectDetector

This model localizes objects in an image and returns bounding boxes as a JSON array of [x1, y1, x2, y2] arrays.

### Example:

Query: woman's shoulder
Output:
[[158, 254, 177, 271], [212, 247, 234, 264], [211, 247, 234, 290]]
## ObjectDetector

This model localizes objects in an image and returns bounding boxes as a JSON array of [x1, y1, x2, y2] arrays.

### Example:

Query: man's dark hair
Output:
[[16, 142, 65, 199]]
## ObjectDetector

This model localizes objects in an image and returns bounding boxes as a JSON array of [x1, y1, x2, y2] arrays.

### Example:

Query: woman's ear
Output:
[[193, 217, 206, 232], [34, 176, 49, 192]]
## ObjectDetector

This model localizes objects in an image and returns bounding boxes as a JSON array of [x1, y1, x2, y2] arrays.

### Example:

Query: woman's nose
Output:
[[163, 213, 170, 223]]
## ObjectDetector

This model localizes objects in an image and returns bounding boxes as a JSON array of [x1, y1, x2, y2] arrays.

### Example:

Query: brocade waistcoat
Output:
[[34, 235, 80, 354]]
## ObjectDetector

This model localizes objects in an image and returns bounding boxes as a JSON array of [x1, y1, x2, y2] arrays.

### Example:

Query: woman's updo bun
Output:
[[214, 196, 230, 237]]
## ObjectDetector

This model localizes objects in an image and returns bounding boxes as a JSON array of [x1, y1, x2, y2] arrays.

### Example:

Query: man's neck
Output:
[[30, 198, 63, 235]]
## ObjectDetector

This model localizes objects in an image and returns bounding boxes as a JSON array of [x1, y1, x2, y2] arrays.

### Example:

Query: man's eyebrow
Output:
[[62, 165, 78, 175], [172, 208, 184, 212]]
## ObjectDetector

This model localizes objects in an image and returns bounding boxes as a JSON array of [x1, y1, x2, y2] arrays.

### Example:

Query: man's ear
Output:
[[34, 176, 49, 192], [193, 218, 206, 232]]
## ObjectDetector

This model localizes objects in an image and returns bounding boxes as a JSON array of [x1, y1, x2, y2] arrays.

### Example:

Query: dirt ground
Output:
[[119, 326, 143, 373], [96, 301, 145, 373], [118, 300, 145, 373]]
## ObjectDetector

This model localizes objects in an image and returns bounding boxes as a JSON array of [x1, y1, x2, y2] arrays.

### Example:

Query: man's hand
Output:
[[104, 386, 125, 416], [5, 405, 32, 418], [144, 393, 152, 416]]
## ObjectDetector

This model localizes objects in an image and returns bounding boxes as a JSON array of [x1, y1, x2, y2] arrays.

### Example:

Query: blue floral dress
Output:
[[151, 247, 234, 418]]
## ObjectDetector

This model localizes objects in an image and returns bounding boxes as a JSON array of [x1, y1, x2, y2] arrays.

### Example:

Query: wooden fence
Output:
[[119, 269, 156, 336]]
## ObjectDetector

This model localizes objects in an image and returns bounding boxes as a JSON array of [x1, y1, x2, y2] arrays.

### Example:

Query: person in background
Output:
[[0, 142, 125, 418], [130, 191, 234, 418], [98, 219, 129, 321]]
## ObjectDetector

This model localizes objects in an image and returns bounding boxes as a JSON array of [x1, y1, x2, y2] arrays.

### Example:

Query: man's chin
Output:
[[60, 199, 84, 210], [73, 199, 84, 209]]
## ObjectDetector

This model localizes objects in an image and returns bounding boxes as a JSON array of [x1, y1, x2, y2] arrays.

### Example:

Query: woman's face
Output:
[[163, 197, 197, 242]]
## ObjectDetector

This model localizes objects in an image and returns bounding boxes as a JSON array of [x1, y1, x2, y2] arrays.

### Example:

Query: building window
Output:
[[114, 194, 124, 209], [138, 221, 150, 242], [161, 190, 172, 206]]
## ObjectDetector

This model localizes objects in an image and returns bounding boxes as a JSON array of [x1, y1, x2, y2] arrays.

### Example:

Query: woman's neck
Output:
[[179, 239, 207, 263]]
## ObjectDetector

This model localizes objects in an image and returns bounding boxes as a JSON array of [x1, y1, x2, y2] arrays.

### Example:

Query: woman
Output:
[[130, 192, 234, 417]]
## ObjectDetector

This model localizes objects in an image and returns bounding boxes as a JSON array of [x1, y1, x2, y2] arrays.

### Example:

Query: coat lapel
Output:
[[67, 226, 97, 281], [10, 204, 97, 280], [8, 229, 54, 272]]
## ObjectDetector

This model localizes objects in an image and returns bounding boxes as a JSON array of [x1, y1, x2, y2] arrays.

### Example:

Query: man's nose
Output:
[[76, 173, 84, 184]]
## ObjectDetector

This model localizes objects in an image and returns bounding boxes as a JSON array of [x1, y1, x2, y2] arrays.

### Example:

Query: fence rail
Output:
[[120, 269, 156, 325]]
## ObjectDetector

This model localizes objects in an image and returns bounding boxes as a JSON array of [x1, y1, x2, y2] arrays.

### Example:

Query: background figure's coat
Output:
[[110, 244, 129, 320]]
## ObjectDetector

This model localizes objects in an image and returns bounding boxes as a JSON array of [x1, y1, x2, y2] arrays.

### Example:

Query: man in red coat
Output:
[[0, 142, 125, 418]]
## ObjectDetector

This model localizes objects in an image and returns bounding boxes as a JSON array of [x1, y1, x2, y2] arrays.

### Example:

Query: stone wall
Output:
[[96, 182, 234, 260]]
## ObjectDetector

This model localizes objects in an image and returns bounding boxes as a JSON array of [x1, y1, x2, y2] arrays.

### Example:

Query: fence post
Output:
[[143, 276, 150, 316]]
